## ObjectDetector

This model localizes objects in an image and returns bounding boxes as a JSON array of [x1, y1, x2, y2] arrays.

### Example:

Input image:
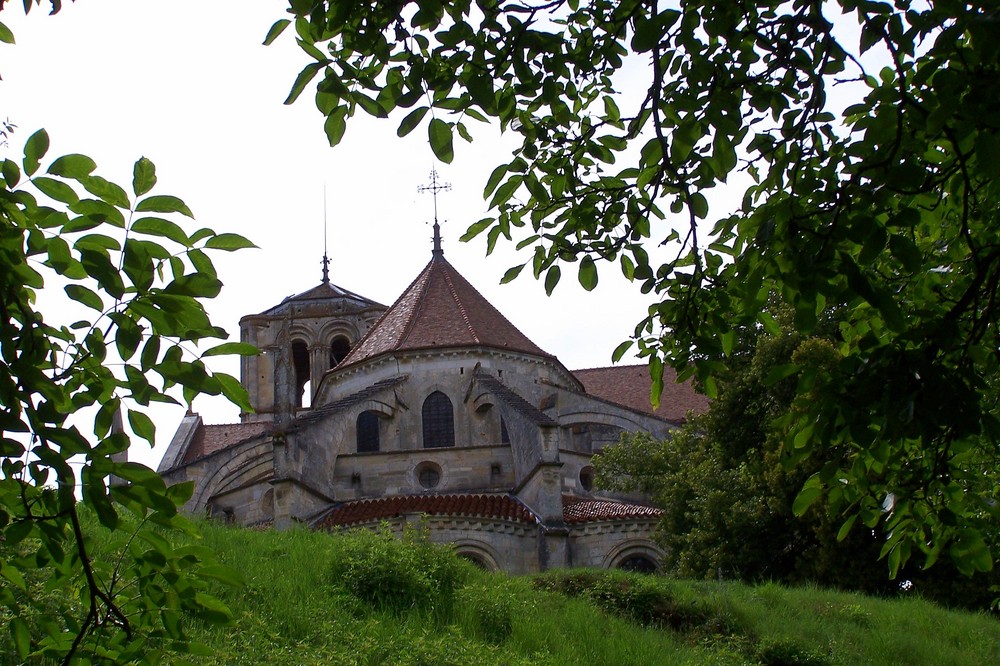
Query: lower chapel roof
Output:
[[312, 493, 662, 529], [574, 364, 710, 423]]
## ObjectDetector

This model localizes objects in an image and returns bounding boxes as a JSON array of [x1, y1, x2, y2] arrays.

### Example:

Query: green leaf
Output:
[[284, 62, 325, 105], [132, 156, 157, 196], [10, 617, 30, 660], [193, 592, 234, 625], [428, 118, 454, 164], [397, 106, 429, 138], [324, 106, 349, 146], [80, 175, 130, 208], [197, 564, 245, 587], [32, 176, 78, 204], [263, 19, 291, 45], [611, 340, 634, 363], [23, 128, 49, 176], [544, 264, 561, 295], [201, 342, 259, 358], [649, 355, 664, 409], [836, 514, 857, 542], [500, 264, 525, 284], [136, 195, 194, 218], [631, 9, 679, 52], [131, 216, 190, 246], [2, 159, 19, 187], [578, 256, 598, 291], [164, 273, 223, 298], [0, 20, 15, 45], [792, 478, 823, 516], [216, 372, 253, 412], [690, 192, 709, 219], [47, 153, 97, 178], [483, 164, 508, 197], [460, 217, 493, 242], [65, 285, 104, 311], [127, 409, 156, 446], [204, 233, 257, 251]]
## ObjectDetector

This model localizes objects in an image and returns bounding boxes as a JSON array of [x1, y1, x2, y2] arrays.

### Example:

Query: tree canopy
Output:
[[273, 0, 1000, 576], [595, 305, 999, 608], [1, 6, 257, 662]]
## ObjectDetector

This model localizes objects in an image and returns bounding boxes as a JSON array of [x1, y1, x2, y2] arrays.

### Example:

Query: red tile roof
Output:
[[182, 421, 270, 464], [561, 495, 662, 524], [313, 493, 663, 529], [313, 493, 539, 528], [572, 364, 709, 423], [338, 256, 553, 368]]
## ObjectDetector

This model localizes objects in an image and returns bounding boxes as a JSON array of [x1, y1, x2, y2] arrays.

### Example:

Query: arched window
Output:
[[329, 335, 351, 368], [500, 418, 510, 444], [422, 391, 455, 448], [356, 411, 380, 453], [617, 554, 657, 574], [291, 339, 310, 408]]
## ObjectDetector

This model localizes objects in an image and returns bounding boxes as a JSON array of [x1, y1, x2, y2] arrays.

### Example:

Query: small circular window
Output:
[[416, 461, 442, 489], [579, 466, 594, 492]]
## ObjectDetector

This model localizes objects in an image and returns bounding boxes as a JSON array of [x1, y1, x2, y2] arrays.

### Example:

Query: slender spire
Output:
[[418, 169, 451, 257], [321, 184, 331, 283]]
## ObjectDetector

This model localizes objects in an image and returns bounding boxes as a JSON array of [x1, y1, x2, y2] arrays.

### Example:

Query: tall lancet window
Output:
[[356, 411, 380, 453], [291, 339, 310, 408], [422, 391, 455, 448]]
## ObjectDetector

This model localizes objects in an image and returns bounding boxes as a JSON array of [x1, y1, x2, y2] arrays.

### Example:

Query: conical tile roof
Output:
[[337, 255, 552, 368]]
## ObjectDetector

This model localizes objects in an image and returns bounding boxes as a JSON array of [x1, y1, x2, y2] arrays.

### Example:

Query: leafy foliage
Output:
[[274, 0, 1000, 575], [594, 308, 1000, 608], [0, 124, 255, 664], [328, 524, 469, 614]]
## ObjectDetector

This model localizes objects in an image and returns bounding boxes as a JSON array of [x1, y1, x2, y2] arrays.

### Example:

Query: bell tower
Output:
[[238, 271, 386, 423]]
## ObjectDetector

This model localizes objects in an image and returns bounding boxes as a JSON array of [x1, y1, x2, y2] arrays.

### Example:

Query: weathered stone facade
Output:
[[159, 236, 707, 574]]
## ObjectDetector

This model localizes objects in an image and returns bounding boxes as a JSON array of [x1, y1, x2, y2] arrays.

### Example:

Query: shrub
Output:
[[328, 525, 468, 614], [756, 638, 831, 666], [533, 570, 741, 637]]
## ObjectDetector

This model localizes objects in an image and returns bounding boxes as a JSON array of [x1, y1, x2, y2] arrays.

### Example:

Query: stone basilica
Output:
[[158, 222, 707, 574]]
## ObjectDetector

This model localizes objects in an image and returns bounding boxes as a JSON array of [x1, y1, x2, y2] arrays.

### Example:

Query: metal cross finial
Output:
[[321, 184, 331, 283], [418, 169, 451, 256], [321, 253, 331, 283]]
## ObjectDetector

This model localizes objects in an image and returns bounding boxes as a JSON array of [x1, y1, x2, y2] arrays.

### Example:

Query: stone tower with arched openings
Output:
[[237, 279, 386, 422]]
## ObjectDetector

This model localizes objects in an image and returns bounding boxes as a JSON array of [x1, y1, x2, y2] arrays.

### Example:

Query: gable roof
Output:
[[337, 255, 552, 368], [572, 364, 709, 424], [182, 421, 271, 464]]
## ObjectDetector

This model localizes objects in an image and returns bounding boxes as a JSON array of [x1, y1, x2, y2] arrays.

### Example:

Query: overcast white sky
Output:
[[3, 1, 692, 468]]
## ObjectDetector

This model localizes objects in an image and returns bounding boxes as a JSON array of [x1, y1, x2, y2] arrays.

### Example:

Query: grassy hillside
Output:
[[183, 522, 997, 666], [6, 517, 999, 665]]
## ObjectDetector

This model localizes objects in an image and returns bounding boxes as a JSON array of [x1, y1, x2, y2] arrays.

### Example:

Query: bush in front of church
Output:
[[328, 524, 469, 615]]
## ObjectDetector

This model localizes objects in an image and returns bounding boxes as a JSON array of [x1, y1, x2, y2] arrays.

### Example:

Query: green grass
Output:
[[6, 517, 999, 664], [178, 522, 999, 666]]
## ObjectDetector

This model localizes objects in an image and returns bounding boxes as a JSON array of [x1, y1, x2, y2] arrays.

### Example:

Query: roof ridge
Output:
[[440, 259, 481, 344], [572, 363, 647, 373], [395, 259, 436, 350]]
